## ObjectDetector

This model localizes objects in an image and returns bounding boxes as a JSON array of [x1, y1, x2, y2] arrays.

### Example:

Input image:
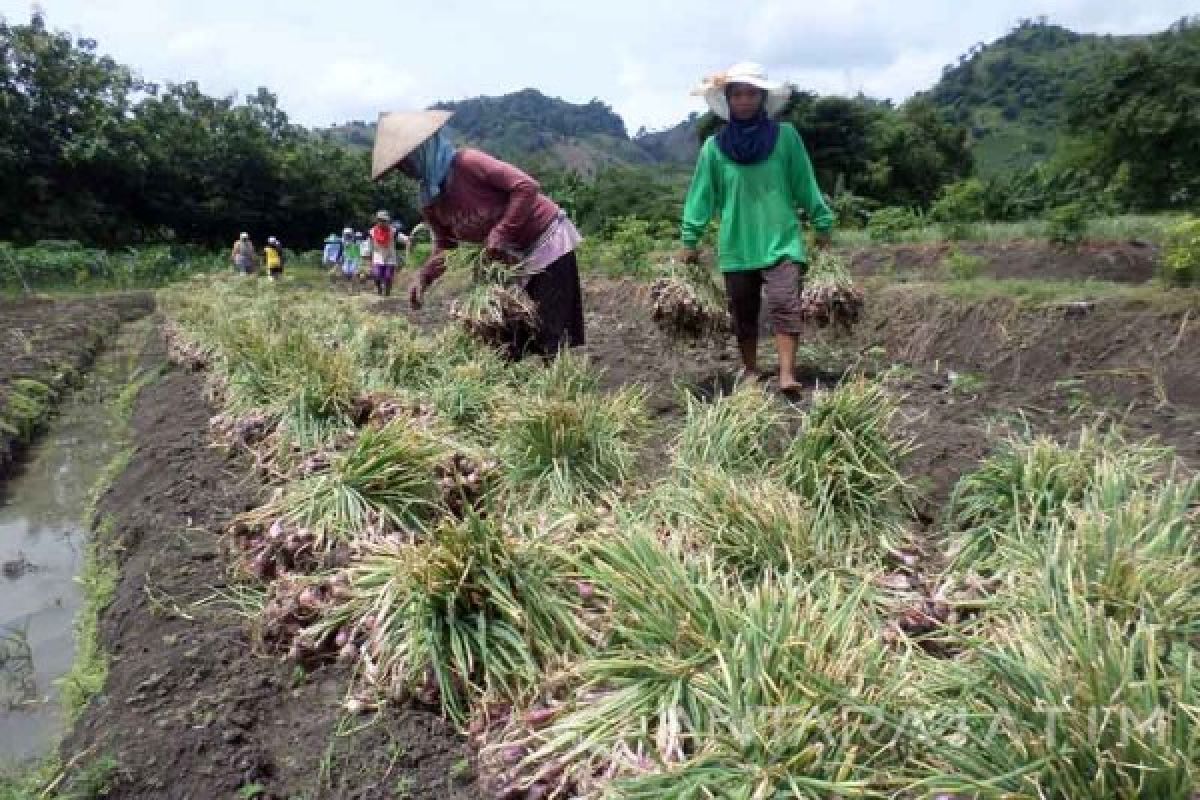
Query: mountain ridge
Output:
[[324, 17, 1184, 176]]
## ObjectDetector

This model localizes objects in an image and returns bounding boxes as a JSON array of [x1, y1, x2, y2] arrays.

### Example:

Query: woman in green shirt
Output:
[[680, 62, 835, 396]]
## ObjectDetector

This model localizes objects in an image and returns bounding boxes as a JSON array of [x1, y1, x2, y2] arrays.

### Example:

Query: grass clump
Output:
[[660, 469, 831, 580], [919, 596, 1199, 799], [264, 420, 448, 547], [346, 513, 590, 726], [0, 378, 54, 441], [497, 386, 645, 506], [781, 378, 912, 545], [946, 426, 1168, 573], [1040, 468, 1200, 637], [487, 532, 912, 797], [1160, 216, 1200, 287], [673, 386, 782, 476]]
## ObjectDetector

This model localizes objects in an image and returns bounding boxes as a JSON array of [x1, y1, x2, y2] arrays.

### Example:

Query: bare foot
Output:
[[737, 368, 764, 385], [778, 382, 804, 400]]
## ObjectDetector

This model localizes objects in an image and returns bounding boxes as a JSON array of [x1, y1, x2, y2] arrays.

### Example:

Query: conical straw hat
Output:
[[371, 110, 455, 180]]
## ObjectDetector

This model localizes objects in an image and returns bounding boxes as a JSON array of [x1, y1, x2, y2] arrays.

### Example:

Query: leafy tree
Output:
[[1066, 17, 1200, 209], [0, 12, 419, 247]]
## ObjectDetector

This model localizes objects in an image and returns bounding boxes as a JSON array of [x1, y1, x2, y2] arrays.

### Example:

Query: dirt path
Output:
[[847, 239, 1159, 283], [60, 325, 479, 800]]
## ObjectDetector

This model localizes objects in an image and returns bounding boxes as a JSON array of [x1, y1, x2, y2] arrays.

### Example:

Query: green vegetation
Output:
[[923, 19, 1140, 176], [0, 755, 118, 800], [157, 279, 1200, 797], [942, 249, 985, 281], [867, 207, 925, 242], [0, 379, 54, 443], [923, 17, 1200, 216], [0, 12, 418, 247], [59, 516, 120, 719], [1045, 202, 1088, 248], [1161, 217, 1200, 287], [0, 244, 223, 290]]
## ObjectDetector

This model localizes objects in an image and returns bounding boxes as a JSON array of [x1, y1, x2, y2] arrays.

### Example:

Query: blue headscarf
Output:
[[715, 88, 780, 166], [408, 129, 458, 207]]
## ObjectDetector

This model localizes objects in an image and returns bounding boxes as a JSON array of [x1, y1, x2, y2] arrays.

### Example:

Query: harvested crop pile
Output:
[[436, 451, 499, 517], [163, 319, 211, 370], [649, 262, 730, 341], [351, 390, 435, 429], [450, 284, 538, 355], [800, 249, 865, 329], [229, 517, 322, 580]]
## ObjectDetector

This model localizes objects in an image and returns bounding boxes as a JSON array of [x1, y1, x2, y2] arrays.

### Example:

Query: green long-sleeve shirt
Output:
[[681, 123, 835, 272]]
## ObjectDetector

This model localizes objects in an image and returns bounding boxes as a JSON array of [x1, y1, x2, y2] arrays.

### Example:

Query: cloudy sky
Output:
[[9, 0, 1196, 133]]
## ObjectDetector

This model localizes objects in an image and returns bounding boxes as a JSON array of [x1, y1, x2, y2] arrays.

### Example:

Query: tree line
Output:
[[1, 11, 1195, 250], [0, 12, 418, 248]]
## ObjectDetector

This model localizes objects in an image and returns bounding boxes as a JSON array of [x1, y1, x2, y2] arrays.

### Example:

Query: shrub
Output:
[[867, 207, 923, 243], [606, 215, 656, 275], [1045, 202, 1088, 248], [1160, 217, 1200, 287], [829, 190, 875, 230], [942, 248, 985, 281], [931, 179, 988, 238]]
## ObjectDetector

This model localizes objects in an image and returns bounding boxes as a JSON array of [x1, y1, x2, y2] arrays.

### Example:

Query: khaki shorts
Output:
[[723, 260, 805, 338]]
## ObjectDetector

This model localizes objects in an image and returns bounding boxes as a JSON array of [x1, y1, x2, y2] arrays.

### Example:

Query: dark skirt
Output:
[[510, 250, 585, 360]]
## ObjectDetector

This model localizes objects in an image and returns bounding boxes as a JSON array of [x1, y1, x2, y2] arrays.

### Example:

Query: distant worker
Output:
[[231, 232, 257, 275], [264, 236, 285, 281], [357, 232, 371, 282], [322, 233, 344, 274], [372, 110, 585, 360], [369, 211, 400, 297], [680, 62, 835, 397], [340, 227, 359, 282]]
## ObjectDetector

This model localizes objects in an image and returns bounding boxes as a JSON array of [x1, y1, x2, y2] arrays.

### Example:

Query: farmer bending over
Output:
[[371, 110, 585, 360], [680, 62, 834, 397]]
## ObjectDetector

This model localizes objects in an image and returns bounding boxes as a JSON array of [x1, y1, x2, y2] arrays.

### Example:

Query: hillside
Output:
[[921, 19, 1144, 175], [328, 88, 688, 175], [633, 113, 702, 165], [325, 18, 1182, 181], [327, 88, 699, 174]]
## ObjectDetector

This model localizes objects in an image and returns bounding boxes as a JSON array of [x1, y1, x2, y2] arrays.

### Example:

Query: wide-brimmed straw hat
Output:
[[691, 62, 792, 120], [371, 110, 455, 180]]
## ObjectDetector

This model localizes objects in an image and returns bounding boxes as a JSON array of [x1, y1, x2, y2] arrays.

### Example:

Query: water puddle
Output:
[[0, 323, 145, 765]]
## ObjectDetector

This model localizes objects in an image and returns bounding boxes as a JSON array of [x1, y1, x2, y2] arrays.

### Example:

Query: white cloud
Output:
[[21, 0, 1200, 133]]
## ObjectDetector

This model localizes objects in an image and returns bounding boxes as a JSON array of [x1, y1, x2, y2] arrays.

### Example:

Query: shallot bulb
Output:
[[297, 587, 322, 609]]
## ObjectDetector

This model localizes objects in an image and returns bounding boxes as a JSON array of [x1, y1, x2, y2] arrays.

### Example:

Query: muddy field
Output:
[[383, 267, 1200, 513], [5, 240, 1200, 798], [0, 294, 153, 479], [847, 239, 1159, 284], [54, 331, 479, 800]]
